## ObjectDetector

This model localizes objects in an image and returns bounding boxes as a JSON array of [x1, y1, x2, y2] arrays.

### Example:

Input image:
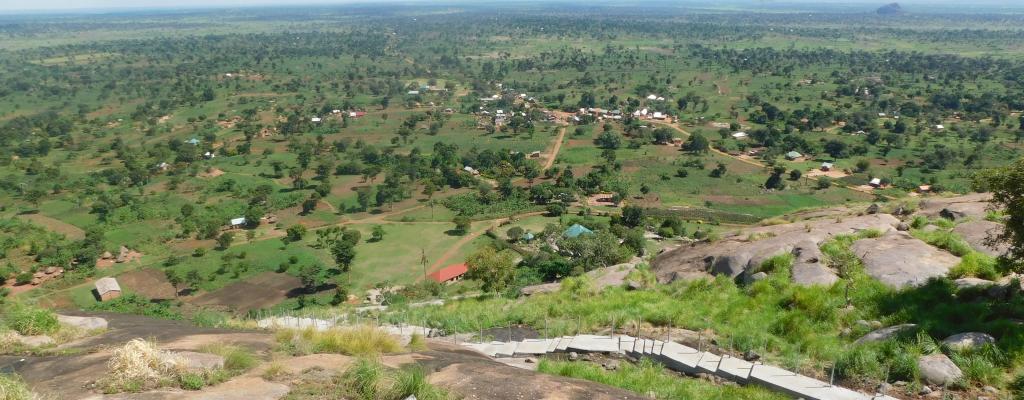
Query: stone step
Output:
[[749, 364, 897, 400], [515, 339, 553, 355], [715, 355, 755, 383], [555, 336, 574, 352], [695, 351, 721, 374], [545, 338, 561, 353], [492, 341, 518, 357], [567, 335, 620, 353]]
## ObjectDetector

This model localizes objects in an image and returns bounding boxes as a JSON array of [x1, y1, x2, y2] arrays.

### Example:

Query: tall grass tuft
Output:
[[276, 326, 403, 357], [0, 373, 34, 400], [336, 359, 455, 400]]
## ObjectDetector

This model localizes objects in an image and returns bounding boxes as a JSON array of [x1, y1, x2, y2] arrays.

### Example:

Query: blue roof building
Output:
[[563, 224, 594, 238]]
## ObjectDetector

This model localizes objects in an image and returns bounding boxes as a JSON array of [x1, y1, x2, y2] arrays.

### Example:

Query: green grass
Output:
[[538, 358, 785, 400]]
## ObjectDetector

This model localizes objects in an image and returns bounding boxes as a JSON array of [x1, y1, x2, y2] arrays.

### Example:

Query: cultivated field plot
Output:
[[189, 271, 304, 313]]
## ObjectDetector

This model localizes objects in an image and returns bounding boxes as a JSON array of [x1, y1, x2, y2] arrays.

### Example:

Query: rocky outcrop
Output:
[[952, 220, 1008, 258], [942, 332, 995, 351], [917, 193, 992, 221], [790, 241, 838, 286], [652, 214, 897, 284], [176, 351, 225, 371], [851, 231, 960, 288], [918, 354, 962, 386], [854, 324, 917, 344], [521, 260, 639, 295], [58, 315, 108, 331]]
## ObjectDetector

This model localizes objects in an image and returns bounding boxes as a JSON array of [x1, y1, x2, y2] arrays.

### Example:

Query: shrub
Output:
[[87, 293, 182, 320], [178, 373, 206, 390], [4, 304, 59, 336], [200, 344, 256, 372]]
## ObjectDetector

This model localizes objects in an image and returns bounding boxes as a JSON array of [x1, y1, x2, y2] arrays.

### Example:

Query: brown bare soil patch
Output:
[[806, 168, 850, 179], [118, 268, 176, 300], [189, 272, 304, 313], [198, 167, 225, 178], [586, 193, 618, 207]]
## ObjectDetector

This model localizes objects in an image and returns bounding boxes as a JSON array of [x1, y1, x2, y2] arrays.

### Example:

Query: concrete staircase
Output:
[[461, 335, 898, 400]]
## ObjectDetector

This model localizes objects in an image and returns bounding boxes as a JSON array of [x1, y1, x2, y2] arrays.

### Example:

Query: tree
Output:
[[789, 169, 803, 181], [465, 245, 516, 292], [816, 176, 833, 189], [371, 225, 385, 242], [974, 158, 1024, 262], [546, 203, 566, 216], [506, 226, 525, 242], [216, 232, 234, 250], [620, 205, 645, 228], [684, 133, 709, 153], [765, 166, 786, 190], [165, 270, 182, 298], [823, 140, 847, 158], [299, 263, 324, 292], [595, 131, 622, 149], [453, 216, 471, 235], [286, 224, 307, 242], [185, 270, 202, 293], [331, 240, 356, 272], [855, 159, 871, 173]]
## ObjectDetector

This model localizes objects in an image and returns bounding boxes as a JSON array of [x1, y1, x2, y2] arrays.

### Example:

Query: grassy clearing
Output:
[[538, 358, 785, 400], [275, 326, 404, 357]]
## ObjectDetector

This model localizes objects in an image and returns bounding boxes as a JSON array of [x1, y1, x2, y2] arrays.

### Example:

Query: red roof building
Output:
[[428, 263, 468, 283]]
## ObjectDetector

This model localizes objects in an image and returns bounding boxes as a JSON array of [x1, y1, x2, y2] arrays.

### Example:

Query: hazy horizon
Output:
[[1, 0, 1022, 14]]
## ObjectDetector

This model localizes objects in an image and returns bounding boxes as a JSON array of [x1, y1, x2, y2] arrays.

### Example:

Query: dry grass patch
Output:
[[99, 339, 238, 393]]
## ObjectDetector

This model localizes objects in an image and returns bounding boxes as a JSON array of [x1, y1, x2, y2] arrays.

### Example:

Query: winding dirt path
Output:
[[543, 127, 567, 170]]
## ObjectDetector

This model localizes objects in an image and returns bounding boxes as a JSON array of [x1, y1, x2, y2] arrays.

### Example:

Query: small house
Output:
[[157, 162, 171, 171], [203, 151, 215, 159], [785, 151, 803, 161], [652, 112, 665, 120], [918, 185, 932, 193], [732, 132, 748, 139], [869, 178, 882, 188], [935, 124, 945, 130], [95, 277, 122, 302], [463, 166, 480, 176], [348, 111, 367, 118], [563, 224, 595, 239], [407, 90, 420, 95], [428, 263, 468, 283], [646, 94, 658, 100], [311, 117, 322, 123], [821, 162, 834, 171], [229, 217, 246, 229], [332, 109, 341, 114], [186, 138, 201, 146], [521, 232, 535, 242], [529, 151, 542, 158]]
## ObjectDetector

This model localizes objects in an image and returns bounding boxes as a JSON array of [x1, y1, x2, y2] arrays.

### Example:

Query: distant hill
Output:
[[877, 2, 905, 15]]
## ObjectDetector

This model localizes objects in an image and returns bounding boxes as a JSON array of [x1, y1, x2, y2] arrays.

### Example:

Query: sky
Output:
[[0, 0, 1019, 13]]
